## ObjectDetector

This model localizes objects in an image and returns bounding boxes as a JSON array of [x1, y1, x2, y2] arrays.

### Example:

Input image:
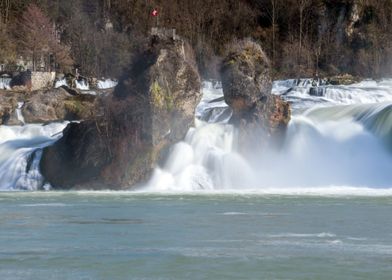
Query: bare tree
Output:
[[15, 4, 73, 71], [298, 0, 310, 65], [264, 0, 281, 69], [0, 0, 11, 25]]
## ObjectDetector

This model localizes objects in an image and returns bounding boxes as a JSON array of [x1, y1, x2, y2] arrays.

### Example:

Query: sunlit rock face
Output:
[[41, 32, 201, 190]]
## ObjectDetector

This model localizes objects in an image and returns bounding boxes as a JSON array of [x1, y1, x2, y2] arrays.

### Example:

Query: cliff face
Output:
[[313, 0, 388, 76], [319, 0, 366, 42], [40, 33, 202, 190]]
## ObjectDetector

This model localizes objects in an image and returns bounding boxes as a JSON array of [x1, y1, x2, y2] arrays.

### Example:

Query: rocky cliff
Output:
[[40, 33, 202, 190]]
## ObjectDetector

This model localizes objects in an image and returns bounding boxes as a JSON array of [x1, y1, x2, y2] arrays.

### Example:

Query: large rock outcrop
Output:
[[40, 33, 201, 190], [220, 40, 290, 153], [0, 87, 101, 125], [22, 88, 100, 123]]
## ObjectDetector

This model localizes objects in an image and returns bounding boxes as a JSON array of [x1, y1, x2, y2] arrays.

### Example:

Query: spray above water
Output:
[[146, 121, 254, 191]]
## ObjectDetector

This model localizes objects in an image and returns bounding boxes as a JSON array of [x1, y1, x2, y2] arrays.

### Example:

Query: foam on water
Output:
[[135, 187, 392, 196], [268, 232, 337, 238]]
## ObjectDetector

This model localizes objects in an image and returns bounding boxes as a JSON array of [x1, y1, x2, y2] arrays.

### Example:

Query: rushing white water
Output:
[[55, 78, 117, 90], [55, 78, 90, 90], [15, 102, 25, 124], [195, 81, 232, 123], [146, 121, 253, 191], [0, 123, 68, 191], [75, 80, 89, 90], [97, 79, 118, 89], [255, 112, 392, 188], [0, 77, 11, 90], [54, 78, 68, 88], [2, 79, 392, 192], [273, 78, 392, 112], [145, 79, 392, 192]]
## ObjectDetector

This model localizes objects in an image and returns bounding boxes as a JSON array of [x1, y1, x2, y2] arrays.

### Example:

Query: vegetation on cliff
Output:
[[1, 0, 392, 79]]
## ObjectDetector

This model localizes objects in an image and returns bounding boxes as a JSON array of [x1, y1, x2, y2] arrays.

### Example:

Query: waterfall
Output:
[[75, 80, 89, 90], [145, 121, 254, 191], [97, 79, 118, 89], [253, 112, 392, 188], [273, 79, 392, 112], [15, 102, 25, 124], [54, 78, 68, 88], [0, 77, 11, 90], [0, 123, 68, 191], [55, 78, 90, 90], [2, 79, 392, 192], [144, 79, 392, 191]]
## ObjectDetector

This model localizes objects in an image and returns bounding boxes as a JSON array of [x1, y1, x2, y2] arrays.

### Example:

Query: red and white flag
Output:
[[151, 9, 158, 17]]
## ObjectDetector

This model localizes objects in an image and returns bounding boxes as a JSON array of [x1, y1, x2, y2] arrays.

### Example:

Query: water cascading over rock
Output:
[[220, 40, 291, 154], [40, 33, 202, 190]]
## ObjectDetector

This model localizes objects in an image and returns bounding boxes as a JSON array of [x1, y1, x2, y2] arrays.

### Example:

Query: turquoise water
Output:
[[1, 192, 392, 279]]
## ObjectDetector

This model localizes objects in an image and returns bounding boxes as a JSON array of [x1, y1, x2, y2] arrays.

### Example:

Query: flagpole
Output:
[[151, 8, 159, 28]]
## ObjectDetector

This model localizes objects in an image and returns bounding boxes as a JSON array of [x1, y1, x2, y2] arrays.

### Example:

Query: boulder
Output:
[[22, 88, 98, 123], [40, 33, 201, 190], [221, 40, 271, 113], [220, 39, 290, 153]]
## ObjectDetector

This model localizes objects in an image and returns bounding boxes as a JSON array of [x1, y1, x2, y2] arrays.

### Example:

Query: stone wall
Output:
[[150, 28, 178, 40], [31, 72, 56, 91]]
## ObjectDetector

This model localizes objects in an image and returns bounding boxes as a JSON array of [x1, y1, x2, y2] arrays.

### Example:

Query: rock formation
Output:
[[220, 39, 290, 154], [0, 87, 102, 125], [22, 88, 99, 123], [40, 32, 201, 190]]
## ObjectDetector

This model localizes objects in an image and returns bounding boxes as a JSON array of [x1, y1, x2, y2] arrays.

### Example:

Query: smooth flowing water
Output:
[[1, 192, 392, 279]]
